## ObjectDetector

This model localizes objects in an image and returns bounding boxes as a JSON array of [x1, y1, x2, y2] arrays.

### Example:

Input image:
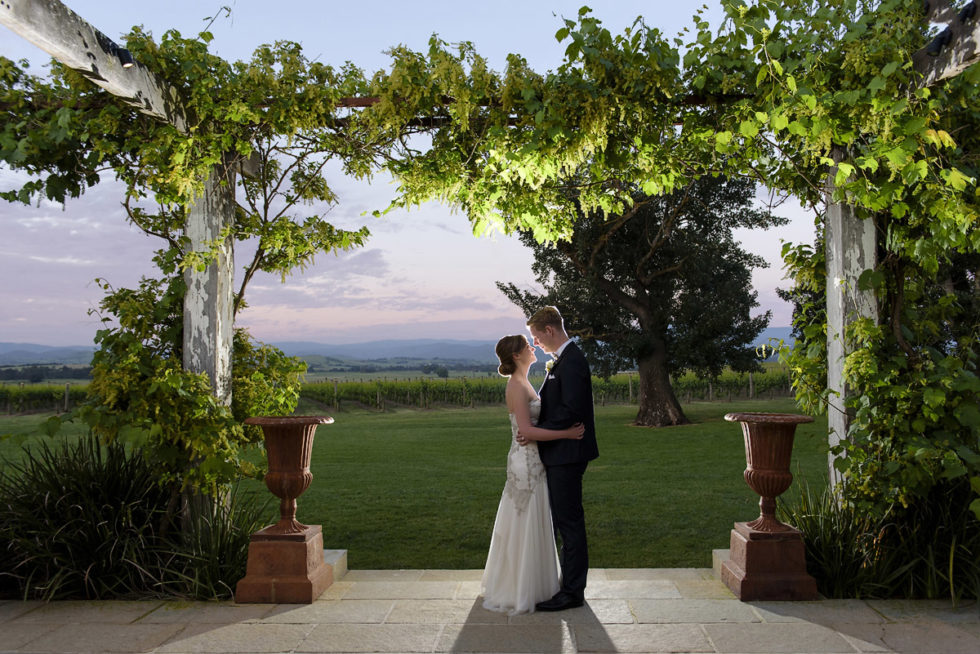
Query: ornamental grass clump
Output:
[[0, 436, 173, 600], [0, 435, 270, 600], [781, 477, 980, 602], [156, 483, 271, 600]]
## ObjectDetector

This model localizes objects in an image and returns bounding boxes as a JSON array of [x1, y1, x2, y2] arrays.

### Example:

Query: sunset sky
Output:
[[1, 1, 817, 346]]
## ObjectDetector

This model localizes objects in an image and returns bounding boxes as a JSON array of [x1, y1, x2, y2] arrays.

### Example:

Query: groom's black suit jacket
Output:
[[536, 341, 599, 466]]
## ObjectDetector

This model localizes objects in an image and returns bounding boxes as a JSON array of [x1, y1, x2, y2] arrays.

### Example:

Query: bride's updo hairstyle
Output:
[[495, 335, 526, 377]]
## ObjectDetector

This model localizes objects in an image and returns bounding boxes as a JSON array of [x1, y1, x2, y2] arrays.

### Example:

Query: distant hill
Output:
[[0, 343, 95, 366], [754, 326, 794, 347], [273, 339, 500, 364], [0, 329, 794, 368]]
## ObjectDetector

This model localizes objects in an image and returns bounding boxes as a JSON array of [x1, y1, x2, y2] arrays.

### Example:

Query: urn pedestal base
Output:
[[235, 525, 333, 604], [721, 521, 818, 601]]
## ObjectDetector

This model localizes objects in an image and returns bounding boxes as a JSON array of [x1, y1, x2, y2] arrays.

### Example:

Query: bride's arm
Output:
[[511, 399, 584, 441], [506, 380, 583, 441], [520, 419, 585, 441]]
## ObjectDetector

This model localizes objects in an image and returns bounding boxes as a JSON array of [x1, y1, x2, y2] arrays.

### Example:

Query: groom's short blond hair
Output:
[[527, 306, 564, 331]]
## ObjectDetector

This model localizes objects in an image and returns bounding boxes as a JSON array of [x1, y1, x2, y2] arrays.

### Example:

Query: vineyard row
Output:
[[1, 371, 793, 415]]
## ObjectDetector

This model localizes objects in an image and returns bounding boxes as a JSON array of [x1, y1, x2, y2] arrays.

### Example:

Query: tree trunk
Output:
[[634, 348, 689, 427]]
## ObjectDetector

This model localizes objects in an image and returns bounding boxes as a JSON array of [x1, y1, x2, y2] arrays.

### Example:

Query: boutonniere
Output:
[[545, 359, 555, 373]]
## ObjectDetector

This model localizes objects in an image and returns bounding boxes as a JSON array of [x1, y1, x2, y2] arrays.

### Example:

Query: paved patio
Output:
[[1, 560, 978, 654]]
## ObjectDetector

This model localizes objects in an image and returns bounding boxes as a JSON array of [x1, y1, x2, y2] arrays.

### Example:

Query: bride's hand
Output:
[[570, 423, 585, 439]]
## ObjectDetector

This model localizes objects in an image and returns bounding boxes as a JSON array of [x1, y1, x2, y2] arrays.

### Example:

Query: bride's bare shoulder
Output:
[[505, 379, 536, 410]]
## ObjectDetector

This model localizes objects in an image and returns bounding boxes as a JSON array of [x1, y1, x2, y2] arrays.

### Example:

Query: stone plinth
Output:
[[720, 522, 818, 601], [235, 525, 333, 603]]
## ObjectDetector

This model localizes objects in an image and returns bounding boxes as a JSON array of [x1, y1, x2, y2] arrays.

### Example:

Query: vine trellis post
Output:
[[3, 0, 979, 490], [1, 0, 234, 405], [823, 0, 980, 485]]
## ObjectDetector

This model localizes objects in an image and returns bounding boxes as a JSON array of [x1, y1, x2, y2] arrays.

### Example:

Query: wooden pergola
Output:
[[2, 0, 977, 483]]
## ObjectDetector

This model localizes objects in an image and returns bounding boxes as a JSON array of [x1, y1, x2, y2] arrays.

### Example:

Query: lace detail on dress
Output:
[[504, 399, 547, 514]]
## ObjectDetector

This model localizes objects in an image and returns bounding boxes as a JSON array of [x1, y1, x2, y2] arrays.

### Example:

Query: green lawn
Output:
[[0, 413, 90, 461], [0, 398, 829, 570], [257, 397, 829, 570]]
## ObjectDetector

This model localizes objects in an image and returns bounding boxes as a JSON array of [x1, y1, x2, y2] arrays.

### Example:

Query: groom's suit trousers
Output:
[[545, 460, 589, 598]]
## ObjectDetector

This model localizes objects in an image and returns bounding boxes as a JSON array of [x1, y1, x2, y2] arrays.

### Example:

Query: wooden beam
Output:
[[913, 1, 980, 86], [0, 0, 186, 130]]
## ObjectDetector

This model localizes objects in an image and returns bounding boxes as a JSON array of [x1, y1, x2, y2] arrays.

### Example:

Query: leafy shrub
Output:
[[69, 275, 305, 491]]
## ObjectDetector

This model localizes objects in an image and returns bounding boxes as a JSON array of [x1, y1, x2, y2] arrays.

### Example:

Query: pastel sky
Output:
[[1, 1, 818, 346]]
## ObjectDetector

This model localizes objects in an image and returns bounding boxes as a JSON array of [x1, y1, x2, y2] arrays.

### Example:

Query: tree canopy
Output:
[[498, 175, 782, 427]]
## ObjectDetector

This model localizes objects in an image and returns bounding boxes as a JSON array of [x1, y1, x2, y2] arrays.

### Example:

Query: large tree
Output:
[[498, 175, 784, 427]]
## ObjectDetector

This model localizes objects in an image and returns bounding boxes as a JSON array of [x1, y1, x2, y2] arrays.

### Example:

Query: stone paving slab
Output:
[[673, 580, 737, 600], [865, 599, 980, 624], [438, 622, 575, 653], [155, 622, 314, 653], [262, 599, 395, 624], [603, 569, 716, 582], [141, 602, 276, 624], [455, 581, 483, 600], [574, 623, 713, 653], [507, 599, 635, 626], [418, 570, 484, 582], [747, 600, 886, 625], [830, 621, 980, 654], [2, 569, 979, 654], [26, 623, 186, 653], [343, 570, 426, 582], [0, 601, 43, 624], [384, 599, 507, 625], [339, 580, 462, 601], [631, 599, 760, 624], [702, 622, 857, 653], [299, 623, 444, 653], [585, 581, 682, 600], [8, 600, 164, 624], [0, 622, 61, 650]]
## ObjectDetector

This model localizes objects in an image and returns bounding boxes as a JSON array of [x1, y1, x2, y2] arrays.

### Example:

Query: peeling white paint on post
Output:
[[183, 164, 235, 406], [0, 0, 186, 131], [913, 0, 980, 87], [825, 150, 878, 487]]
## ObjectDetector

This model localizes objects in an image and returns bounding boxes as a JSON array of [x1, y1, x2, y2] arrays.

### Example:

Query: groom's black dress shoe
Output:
[[535, 592, 584, 612]]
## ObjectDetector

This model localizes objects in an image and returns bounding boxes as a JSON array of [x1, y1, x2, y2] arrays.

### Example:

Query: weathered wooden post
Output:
[[824, 149, 878, 486], [182, 161, 236, 405]]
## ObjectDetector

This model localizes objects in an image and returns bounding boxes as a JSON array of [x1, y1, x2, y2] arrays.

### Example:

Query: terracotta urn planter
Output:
[[725, 412, 812, 533], [247, 415, 332, 535], [236, 415, 335, 604], [719, 412, 818, 601]]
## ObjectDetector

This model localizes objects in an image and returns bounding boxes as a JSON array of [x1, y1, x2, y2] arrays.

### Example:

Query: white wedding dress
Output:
[[481, 398, 560, 615]]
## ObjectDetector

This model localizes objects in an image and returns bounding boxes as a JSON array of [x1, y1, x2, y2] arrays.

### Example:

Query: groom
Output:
[[518, 305, 599, 611]]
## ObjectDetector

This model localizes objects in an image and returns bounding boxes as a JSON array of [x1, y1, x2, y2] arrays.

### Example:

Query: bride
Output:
[[482, 334, 585, 615]]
